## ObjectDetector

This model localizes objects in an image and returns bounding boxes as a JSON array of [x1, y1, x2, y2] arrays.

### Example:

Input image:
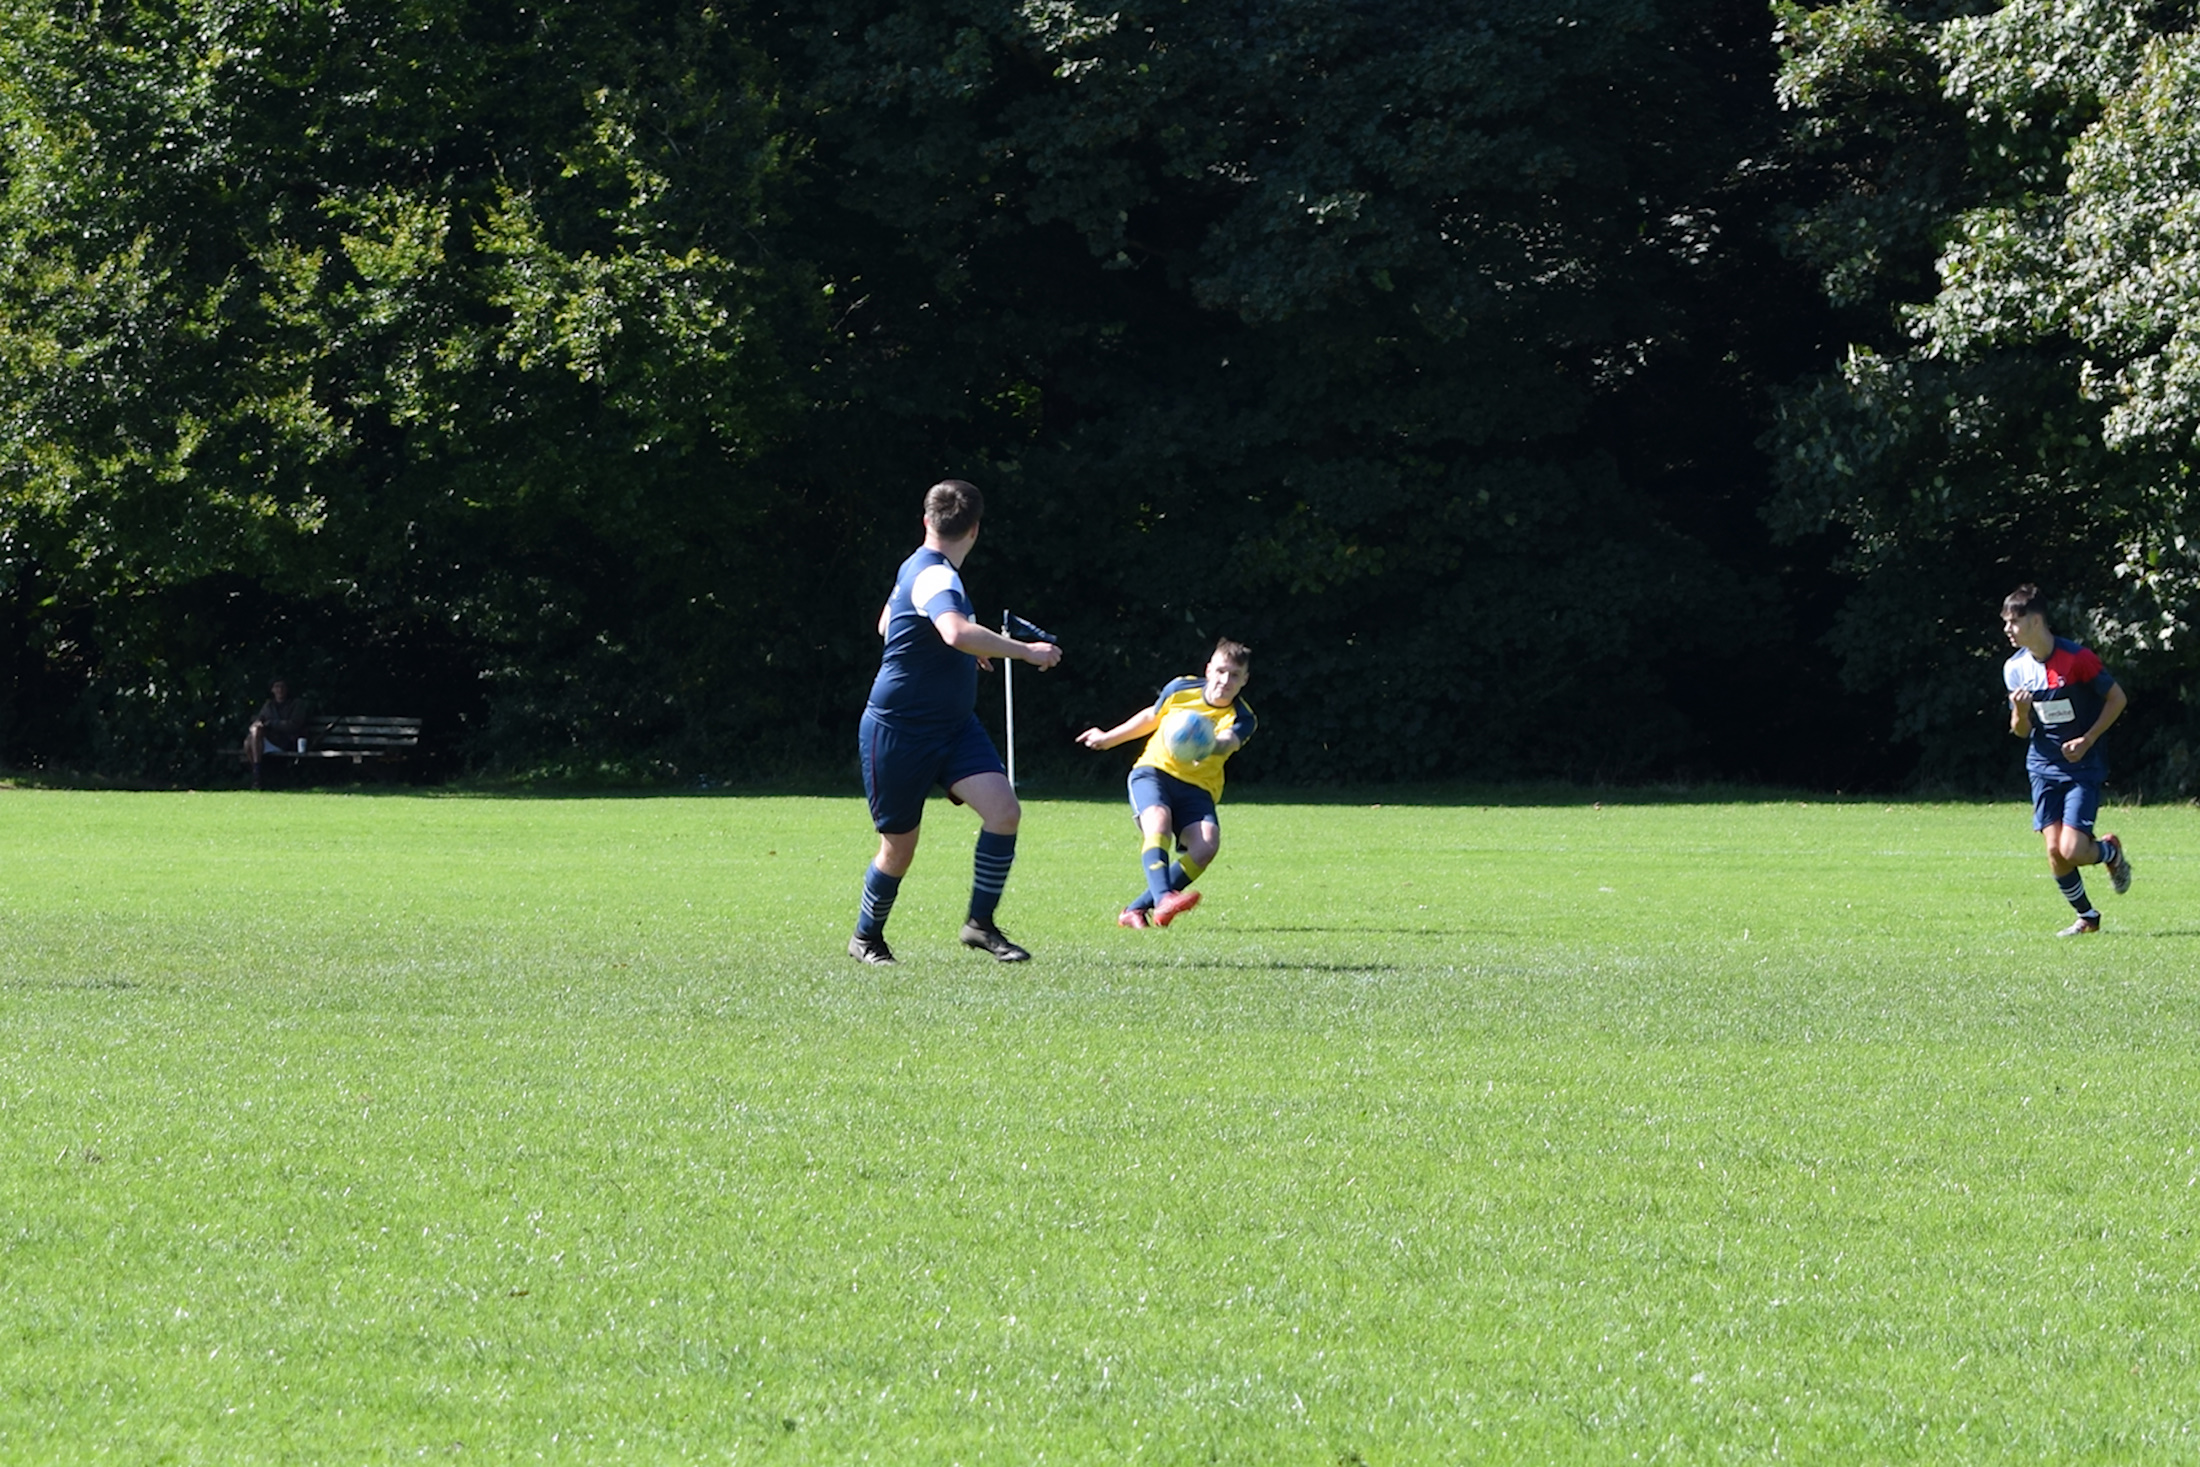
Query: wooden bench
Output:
[[249, 716, 423, 767]]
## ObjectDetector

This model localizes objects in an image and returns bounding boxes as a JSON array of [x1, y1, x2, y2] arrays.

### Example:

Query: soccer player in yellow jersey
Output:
[[1075, 638, 1255, 928]]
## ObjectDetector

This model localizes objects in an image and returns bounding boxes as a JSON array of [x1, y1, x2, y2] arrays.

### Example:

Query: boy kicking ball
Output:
[[1076, 639, 1256, 928], [2002, 584, 2134, 936]]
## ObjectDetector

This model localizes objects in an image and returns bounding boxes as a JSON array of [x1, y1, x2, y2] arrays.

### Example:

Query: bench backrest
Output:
[[311, 716, 423, 751]]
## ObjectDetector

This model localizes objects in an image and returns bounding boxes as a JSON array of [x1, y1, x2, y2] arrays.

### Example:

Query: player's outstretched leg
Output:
[[2099, 831, 2134, 894], [1153, 886, 1201, 925], [1154, 846, 1205, 924], [1155, 850, 1208, 925], [1154, 821, 1216, 926], [1166, 852, 1206, 893]]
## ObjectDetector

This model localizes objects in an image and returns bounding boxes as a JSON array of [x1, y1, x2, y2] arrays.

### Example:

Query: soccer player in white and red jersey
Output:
[[2002, 584, 2134, 935], [848, 480, 1061, 966], [1076, 639, 1255, 928]]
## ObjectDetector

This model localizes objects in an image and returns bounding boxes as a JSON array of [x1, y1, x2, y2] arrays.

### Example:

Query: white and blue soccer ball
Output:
[[1161, 709, 1217, 764]]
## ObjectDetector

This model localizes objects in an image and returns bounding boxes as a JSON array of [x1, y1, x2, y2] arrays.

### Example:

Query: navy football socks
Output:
[[1141, 835, 1173, 906], [2055, 870, 2096, 919], [856, 863, 902, 938], [970, 829, 1016, 925]]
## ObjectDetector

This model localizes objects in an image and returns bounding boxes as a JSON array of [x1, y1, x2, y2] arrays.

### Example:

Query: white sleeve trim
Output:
[[912, 563, 965, 619]]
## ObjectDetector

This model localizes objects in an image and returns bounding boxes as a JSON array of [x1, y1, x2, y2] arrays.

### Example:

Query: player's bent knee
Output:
[[875, 831, 920, 876], [973, 789, 1020, 834], [949, 770, 1019, 832]]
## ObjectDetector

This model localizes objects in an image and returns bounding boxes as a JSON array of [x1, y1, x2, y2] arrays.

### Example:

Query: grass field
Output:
[[4, 787, 2199, 1463]]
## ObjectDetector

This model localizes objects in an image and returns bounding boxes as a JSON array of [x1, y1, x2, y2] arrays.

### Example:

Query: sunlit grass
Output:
[[3, 789, 2197, 1462]]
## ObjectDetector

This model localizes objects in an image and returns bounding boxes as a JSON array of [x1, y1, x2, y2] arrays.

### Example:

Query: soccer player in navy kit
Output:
[[849, 480, 1061, 966], [2002, 584, 2134, 936], [1076, 639, 1254, 929]]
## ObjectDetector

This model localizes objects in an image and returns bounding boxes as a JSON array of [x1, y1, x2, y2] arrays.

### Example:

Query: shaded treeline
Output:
[[0, 0, 2192, 789]]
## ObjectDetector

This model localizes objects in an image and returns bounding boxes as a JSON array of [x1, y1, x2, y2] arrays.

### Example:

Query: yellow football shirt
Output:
[[1131, 677, 1257, 799]]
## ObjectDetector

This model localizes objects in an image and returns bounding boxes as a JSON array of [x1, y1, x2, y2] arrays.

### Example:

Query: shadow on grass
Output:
[[4, 976, 140, 991], [0, 769, 2085, 807], [1218, 781, 2027, 809], [1245, 925, 1485, 937], [1159, 958, 1402, 974], [153, 780, 2021, 808]]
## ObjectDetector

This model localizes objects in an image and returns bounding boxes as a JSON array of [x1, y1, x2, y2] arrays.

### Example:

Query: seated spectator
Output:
[[245, 678, 310, 787]]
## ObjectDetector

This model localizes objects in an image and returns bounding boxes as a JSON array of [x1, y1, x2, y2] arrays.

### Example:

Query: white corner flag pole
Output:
[[1002, 609, 1017, 789]]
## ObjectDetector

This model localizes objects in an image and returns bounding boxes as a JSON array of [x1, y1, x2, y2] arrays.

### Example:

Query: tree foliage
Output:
[[0, 0, 1856, 785], [773, 0, 1807, 781], [0, 0, 809, 774], [1771, 0, 2200, 789]]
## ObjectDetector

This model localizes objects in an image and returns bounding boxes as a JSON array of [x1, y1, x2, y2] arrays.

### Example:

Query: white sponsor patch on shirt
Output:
[[911, 563, 965, 618], [2033, 697, 2076, 727]]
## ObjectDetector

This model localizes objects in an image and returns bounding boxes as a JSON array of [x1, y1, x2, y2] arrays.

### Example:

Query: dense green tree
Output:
[[0, 0, 1848, 785], [773, 0, 1812, 782], [1770, 1, 2200, 789], [0, 0, 809, 775]]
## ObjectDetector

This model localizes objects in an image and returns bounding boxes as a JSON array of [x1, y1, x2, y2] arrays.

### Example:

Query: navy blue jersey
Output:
[[865, 547, 978, 729], [2005, 637, 2117, 777]]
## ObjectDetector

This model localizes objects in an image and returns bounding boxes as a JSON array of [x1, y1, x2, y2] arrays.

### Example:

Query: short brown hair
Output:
[[924, 479, 984, 540], [1213, 637, 1251, 666], [2002, 584, 2046, 624]]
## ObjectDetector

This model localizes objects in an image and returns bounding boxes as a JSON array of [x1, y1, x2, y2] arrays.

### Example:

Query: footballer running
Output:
[[2002, 584, 2133, 936], [849, 480, 1061, 965], [1076, 638, 1256, 928]]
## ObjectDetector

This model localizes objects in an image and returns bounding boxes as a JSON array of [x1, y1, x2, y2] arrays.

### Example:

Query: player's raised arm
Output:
[[1077, 707, 1158, 751], [932, 609, 1060, 669]]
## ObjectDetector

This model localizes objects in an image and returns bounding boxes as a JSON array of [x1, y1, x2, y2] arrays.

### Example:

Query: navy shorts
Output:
[[1127, 766, 1218, 833], [2029, 767, 2103, 834], [860, 710, 1004, 834]]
